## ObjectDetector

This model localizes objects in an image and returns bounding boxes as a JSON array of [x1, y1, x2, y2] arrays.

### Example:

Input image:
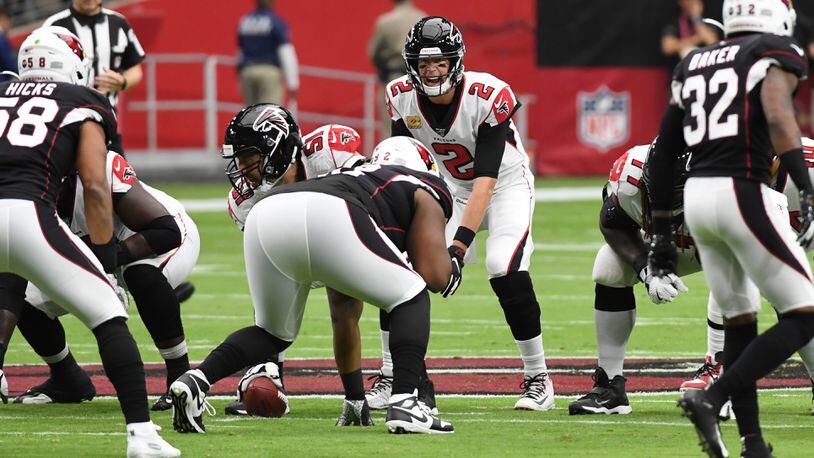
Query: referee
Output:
[[44, 0, 145, 153]]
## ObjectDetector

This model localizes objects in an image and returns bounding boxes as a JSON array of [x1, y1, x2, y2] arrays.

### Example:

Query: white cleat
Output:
[[386, 391, 454, 434], [126, 422, 181, 457], [170, 369, 213, 433], [365, 371, 393, 410], [0, 369, 8, 404], [514, 372, 555, 411]]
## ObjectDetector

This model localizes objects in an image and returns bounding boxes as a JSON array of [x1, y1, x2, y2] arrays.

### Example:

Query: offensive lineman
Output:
[[372, 16, 552, 411], [10, 150, 199, 412], [169, 105, 456, 434], [648, 1, 814, 456], [0, 27, 178, 457]]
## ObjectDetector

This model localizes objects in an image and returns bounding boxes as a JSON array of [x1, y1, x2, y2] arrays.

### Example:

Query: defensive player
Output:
[[11, 150, 199, 412], [648, 1, 814, 456], [169, 105, 456, 434], [372, 16, 552, 412], [0, 27, 178, 456]]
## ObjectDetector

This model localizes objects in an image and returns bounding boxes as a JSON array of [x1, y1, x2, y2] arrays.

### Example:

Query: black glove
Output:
[[647, 233, 677, 277], [441, 246, 465, 298], [797, 189, 814, 250], [91, 238, 118, 274]]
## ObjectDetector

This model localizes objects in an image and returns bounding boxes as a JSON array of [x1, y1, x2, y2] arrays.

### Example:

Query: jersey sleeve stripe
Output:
[[60, 107, 104, 127]]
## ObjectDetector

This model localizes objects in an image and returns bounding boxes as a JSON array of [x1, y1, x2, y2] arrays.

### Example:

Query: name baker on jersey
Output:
[[688, 45, 740, 71]]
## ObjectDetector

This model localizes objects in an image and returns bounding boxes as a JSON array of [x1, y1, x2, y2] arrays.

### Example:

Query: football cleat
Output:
[[739, 434, 774, 458], [224, 400, 249, 416], [514, 372, 555, 411], [677, 389, 729, 458], [14, 375, 96, 404], [170, 369, 214, 433], [126, 422, 181, 458], [418, 376, 438, 415], [151, 392, 172, 412], [568, 367, 632, 415], [173, 281, 196, 304], [681, 356, 722, 392], [365, 371, 393, 410], [386, 390, 454, 434], [0, 369, 7, 404], [335, 398, 374, 426]]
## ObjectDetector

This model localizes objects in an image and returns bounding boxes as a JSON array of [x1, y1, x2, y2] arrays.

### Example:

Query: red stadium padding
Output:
[[4, 357, 809, 397]]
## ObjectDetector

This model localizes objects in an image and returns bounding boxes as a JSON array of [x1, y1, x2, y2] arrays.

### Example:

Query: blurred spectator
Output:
[[368, 0, 425, 138], [44, 0, 146, 154], [661, 0, 718, 60], [795, 13, 814, 62], [237, 0, 299, 106], [0, 7, 16, 82]]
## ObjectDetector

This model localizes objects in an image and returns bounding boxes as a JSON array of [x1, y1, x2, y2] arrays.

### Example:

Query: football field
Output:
[[3, 178, 813, 457]]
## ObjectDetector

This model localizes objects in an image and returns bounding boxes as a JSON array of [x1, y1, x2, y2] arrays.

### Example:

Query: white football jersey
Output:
[[386, 71, 529, 194], [227, 125, 366, 230], [775, 137, 814, 236], [70, 152, 187, 241], [606, 144, 649, 227]]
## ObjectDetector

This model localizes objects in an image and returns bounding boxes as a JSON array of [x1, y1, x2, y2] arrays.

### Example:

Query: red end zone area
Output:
[[4, 357, 811, 397]]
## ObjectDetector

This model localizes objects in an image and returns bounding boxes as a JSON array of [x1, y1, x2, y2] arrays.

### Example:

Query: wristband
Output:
[[453, 226, 476, 247], [633, 253, 648, 274], [91, 238, 118, 273]]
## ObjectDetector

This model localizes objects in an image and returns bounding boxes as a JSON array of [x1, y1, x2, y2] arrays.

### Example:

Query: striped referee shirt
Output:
[[44, 6, 146, 107]]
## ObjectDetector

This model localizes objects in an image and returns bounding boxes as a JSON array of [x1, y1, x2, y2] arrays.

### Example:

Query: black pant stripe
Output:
[[507, 227, 530, 274], [345, 202, 410, 271], [733, 180, 810, 281]]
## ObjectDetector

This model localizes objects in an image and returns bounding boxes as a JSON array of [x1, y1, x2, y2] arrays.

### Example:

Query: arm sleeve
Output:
[[648, 104, 687, 214], [473, 120, 509, 178], [390, 119, 412, 137], [120, 21, 146, 70]]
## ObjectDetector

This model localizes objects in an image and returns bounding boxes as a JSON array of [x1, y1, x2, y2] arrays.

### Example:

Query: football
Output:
[[242, 376, 288, 418]]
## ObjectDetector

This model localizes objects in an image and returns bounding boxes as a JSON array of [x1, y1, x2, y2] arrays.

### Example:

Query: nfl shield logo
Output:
[[577, 86, 630, 152]]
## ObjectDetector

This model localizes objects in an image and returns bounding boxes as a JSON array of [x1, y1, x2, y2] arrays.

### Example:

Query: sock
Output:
[[515, 335, 547, 377], [594, 284, 636, 379], [159, 340, 190, 390], [718, 321, 760, 437], [490, 272, 542, 341], [380, 330, 393, 377], [340, 369, 365, 400], [388, 291, 430, 395], [0, 342, 5, 368], [797, 337, 814, 381], [707, 300, 725, 363], [710, 313, 814, 426], [124, 265, 185, 348], [93, 317, 149, 424], [45, 347, 87, 382], [198, 325, 289, 384], [17, 305, 68, 359]]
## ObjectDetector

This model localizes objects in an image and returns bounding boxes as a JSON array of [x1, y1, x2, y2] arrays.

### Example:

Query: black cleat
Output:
[[174, 282, 196, 304], [14, 375, 96, 404], [677, 389, 729, 458], [568, 367, 631, 415], [418, 376, 438, 414], [169, 369, 213, 433], [151, 392, 173, 411], [335, 399, 374, 426], [225, 400, 248, 416], [740, 434, 774, 458], [385, 391, 454, 434]]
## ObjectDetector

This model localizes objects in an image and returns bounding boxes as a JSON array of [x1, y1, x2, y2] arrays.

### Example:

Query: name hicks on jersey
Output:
[[4, 82, 57, 97], [688, 45, 740, 71]]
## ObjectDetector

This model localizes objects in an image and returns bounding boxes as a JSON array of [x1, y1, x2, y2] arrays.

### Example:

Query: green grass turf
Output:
[[2, 393, 812, 457], [3, 178, 813, 455]]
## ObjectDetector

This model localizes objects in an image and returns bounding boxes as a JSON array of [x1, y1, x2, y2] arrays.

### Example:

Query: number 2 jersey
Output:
[[0, 81, 117, 206], [267, 164, 453, 252], [386, 71, 529, 194], [671, 33, 808, 183]]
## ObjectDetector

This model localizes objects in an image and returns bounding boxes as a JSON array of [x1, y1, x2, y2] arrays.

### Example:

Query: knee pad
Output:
[[124, 264, 184, 342], [490, 271, 541, 341], [594, 284, 636, 312]]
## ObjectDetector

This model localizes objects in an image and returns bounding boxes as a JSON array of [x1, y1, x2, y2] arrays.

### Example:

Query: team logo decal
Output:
[[340, 132, 354, 144], [492, 87, 516, 124], [577, 86, 630, 153], [406, 116, 422, 129], [54, 33, 86, 60], [252, 107, 290, 135]]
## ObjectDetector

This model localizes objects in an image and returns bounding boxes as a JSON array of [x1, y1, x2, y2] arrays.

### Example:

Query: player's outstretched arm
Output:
[[452, 176, 496, 251], [408, 189, 453, 293], [115, 181, 181, 265], [76, 122, 115, 271]]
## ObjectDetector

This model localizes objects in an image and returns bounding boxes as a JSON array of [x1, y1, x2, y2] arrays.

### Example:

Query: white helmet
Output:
[[722, 0, 796, 37], [370, 136, 439, 176], [18, 26, 91, 86]]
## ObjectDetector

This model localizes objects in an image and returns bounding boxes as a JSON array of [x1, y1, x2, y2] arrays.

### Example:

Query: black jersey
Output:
[[268, 164, 453, 251], [0, 81, 118, 207], [671, 33, 808, 182]]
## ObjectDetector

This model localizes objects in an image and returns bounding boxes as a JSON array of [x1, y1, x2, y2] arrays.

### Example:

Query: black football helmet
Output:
[[221, 104, 302, 197], [403, 16, 465, 97]]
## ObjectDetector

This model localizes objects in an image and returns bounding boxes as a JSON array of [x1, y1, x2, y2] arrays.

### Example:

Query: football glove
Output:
[[108, 274, 130, 311], [640, 269, 688, 304], [441, 246, 465, 298], [797, 189, 814, 250], [237, 362, 283, 402], [335, 398, 374, 427], [0, 368, 7, 404]]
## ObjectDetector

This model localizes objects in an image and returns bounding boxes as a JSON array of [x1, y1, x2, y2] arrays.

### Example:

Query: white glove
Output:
[[237, 362, 283, 401], [0, 368, 8, 404], [644, 272, 688, 304]]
